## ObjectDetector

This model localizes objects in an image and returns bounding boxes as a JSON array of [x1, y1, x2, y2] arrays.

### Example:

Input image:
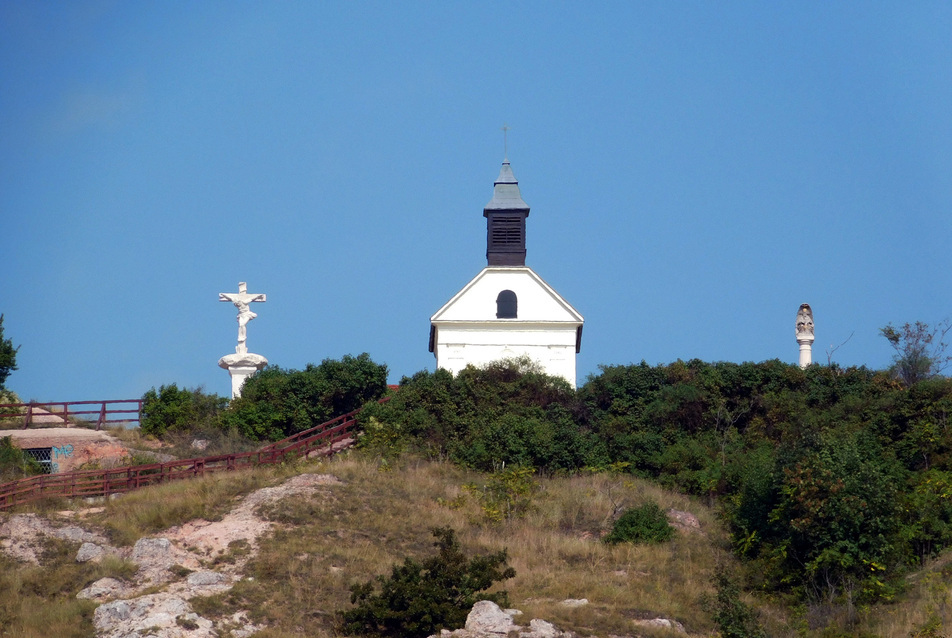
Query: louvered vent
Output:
[[490, 217, 523, 246]]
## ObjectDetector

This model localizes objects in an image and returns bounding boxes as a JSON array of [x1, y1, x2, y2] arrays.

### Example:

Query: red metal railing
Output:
[[0, 398, 388, 511], [0, 400, 143, 430]]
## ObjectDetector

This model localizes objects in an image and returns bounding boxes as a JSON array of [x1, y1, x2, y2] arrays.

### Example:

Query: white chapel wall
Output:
[[431, 268, 582, 387], [434, 323, 579, 386]]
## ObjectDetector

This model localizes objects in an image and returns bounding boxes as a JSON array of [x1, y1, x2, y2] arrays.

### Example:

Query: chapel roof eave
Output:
[[429, 267, 584, 324]]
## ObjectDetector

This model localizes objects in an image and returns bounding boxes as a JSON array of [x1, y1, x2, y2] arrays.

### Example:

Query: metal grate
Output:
[[23, 448, 53, 474]]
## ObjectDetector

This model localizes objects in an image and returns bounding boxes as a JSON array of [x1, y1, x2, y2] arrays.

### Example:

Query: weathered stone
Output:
[[631, 618, 686, 634], [0, 513, 111, 564], [465, 600, 518, 635], [559, 598, 589, 608], [132, 537, 171, 561], [666, 509, 701, 533], [527, 618, 562, 637], [95, 600, 131, 623], [187, 570, 228, 586], [76, 541, 104, 562], [94, 593, 217, 638], [77, 577, 129, 601]]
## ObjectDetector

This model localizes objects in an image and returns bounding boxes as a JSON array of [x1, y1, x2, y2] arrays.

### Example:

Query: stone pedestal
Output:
[[218, 352, 268, 399], [797, 335, 814, 369]]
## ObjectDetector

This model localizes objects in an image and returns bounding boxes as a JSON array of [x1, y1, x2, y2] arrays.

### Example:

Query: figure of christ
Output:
[[219, 282, 267, 353]]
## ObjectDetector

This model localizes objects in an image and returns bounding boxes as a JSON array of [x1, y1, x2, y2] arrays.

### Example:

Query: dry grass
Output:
[[0, 537, 137, 638], [6, 452, 952, 637], [854, 555, 952, 637], [192, 455, 728, 637], [88, 461, 303, 545]]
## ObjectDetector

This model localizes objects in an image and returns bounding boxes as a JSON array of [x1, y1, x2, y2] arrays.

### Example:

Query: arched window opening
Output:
[[496, 290, 517, 319]]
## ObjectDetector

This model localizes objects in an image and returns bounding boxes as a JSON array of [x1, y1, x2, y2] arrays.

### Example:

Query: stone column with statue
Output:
[[218, 282, 268, 398], [795, 303, 814, 369]]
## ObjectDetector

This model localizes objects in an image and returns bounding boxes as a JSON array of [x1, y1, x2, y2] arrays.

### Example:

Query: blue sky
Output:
[[1, 2, 950, 401]]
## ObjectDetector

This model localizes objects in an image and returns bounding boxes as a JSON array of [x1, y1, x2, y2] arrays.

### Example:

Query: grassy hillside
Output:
[[3, 453, 952, 637]]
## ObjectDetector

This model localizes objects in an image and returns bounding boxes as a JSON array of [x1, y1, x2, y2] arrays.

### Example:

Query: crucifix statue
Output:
[[219, 281, 267, 354]]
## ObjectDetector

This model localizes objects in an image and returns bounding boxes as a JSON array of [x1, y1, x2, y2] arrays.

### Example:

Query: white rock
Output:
[[559, 598, 589, 608], [95, 600, 131, 623], [187, 570, 228, 587], [132, 537, 172, 562], [632, 618, 686, 634], [94, 593, 217, 638], [76, 577, 128, 601], [527, 618, 561, 637], [666, 509, 701, 533], [465, 600, 518, 635], [76, 541, 104, 562]]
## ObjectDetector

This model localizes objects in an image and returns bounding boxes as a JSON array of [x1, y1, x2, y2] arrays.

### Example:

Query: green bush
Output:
[[703, 568, 767, 638], [338, 527, 515, 638], [360, 357, 597, 472], [604, 501, 674, 545], [140, 385, 226, 437], [222, 353, 388, 441], [463, 466, 538, 524], [0, 435, 44, 483]]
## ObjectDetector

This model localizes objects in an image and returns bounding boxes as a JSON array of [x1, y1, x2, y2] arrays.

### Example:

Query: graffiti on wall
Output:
[[50, 443, 74, 473]]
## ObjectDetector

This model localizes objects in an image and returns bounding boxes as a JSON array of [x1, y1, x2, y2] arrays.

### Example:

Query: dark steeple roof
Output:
[[484, 160, 530, 212], [483, 160, 529, 266]]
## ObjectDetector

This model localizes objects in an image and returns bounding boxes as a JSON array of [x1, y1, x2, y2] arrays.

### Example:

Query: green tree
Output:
[[881, 320, 952, 386], [223, 353, 388, 441], [735, 430, 904, 605], [140, 385, 227, 437], [0, 314, 19, 390], [339, 527, 515, 638]]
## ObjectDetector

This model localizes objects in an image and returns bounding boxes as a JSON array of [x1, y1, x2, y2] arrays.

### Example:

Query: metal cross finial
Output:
[[501, 123, 511, 160]]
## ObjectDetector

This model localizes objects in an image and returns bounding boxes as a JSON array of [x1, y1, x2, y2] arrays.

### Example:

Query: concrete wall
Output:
[[0, 428, 129, 473]]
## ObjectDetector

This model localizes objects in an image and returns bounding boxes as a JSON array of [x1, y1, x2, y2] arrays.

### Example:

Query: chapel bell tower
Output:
[[429, 156, 584, 386], [484, 159, 529, 266]]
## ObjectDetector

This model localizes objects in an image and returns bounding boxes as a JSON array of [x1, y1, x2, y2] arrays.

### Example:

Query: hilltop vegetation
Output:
[[6, 335, 952, 636], [359, 356, 952, 631]]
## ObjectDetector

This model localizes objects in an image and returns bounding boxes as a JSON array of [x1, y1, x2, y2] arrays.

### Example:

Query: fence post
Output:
[[22, 403, 32, 429], [62, 402, 69, 427], [97, 403, 107, 430]]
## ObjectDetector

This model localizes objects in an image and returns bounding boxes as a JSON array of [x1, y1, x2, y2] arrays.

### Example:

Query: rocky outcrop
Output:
[[666, 508, 702, 534], [429, 601, 687, 638], [430, 601, 578, 638], [0, 513, 112, 563], [2, 473, 342, 638], [95, 594, 216, 638], [632, 617, 687, 633]]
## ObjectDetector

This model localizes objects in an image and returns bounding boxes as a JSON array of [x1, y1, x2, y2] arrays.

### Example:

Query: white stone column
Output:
[[797, 334, 814, 369], [795, 303, 815, 369], [218, 353, 268, 399]]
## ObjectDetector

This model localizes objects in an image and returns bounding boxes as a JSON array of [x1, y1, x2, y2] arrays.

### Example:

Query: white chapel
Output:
[[429, 159, 584, 386]]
